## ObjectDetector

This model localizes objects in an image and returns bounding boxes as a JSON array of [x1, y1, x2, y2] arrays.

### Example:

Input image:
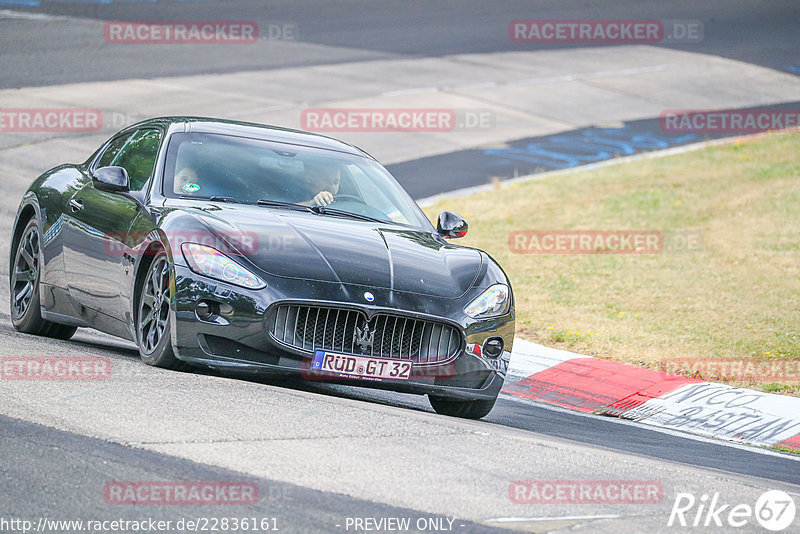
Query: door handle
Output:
[[69, 198, 84, 212]]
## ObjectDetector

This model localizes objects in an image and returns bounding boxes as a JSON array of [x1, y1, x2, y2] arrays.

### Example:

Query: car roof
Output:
[[125, 116, 373, 159]]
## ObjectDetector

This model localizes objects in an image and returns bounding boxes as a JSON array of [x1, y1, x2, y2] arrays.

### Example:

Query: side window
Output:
[[96, 135, 129, 169], [96, 129, 162, 191]]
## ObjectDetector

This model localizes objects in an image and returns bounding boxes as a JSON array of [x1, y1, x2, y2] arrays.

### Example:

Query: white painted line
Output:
[[224, 104, 297, 118], [0, 9, 73, 21], [508, 64, 678, 86], [381, 65, 676, 97], [450, 81, 498, 91], [512, 338, 590, 362], [380, 87, 440, 97], [485, 514, 621, 523]]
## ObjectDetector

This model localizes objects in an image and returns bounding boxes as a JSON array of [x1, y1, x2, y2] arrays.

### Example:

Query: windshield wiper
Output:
[[179, 195, 241, 204], [257, 199, 314, 213], [257, 199, 386, 222], [312, 206, 386, 223]]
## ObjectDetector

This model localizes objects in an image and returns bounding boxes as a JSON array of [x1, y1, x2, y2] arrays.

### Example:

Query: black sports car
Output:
[[9, 117, 514, 418]]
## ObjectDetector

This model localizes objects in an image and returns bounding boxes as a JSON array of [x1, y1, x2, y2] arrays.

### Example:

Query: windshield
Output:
[[162, 132, 430, 228]]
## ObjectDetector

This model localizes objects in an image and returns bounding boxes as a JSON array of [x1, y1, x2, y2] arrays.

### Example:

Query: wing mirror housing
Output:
[[93, 166, 130, 193], [437, 211, 468, 239]]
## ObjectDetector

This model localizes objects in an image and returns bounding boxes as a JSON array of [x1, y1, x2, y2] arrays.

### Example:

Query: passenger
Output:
[[173, 166, 229, 198], [173, 167, 200, 195]]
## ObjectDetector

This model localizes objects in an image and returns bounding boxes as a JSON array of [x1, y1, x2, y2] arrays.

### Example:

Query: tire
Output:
[[136, 250, 186, 370], [10, 217, 77, 340], [428, 394, 498, 419]]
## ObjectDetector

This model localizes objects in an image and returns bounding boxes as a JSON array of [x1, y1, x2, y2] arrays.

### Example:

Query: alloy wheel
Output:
[[11, 225, 40, 319], [139, 255, 170, 353]]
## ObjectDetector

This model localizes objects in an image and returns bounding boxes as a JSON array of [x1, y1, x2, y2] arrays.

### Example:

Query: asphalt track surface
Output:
[[1, 1, 800, 532], [3, 415, 514, 534], [2, 293, 800, 532], [0, 0, 798, 88]]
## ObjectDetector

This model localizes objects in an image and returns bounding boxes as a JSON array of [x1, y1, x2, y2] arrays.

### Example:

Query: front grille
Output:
[[269, 304, 461, 364]]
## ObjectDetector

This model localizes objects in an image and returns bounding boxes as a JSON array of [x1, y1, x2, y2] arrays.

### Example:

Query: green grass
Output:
[[423, 132, 800, 394], [771, 445, 800, 455]]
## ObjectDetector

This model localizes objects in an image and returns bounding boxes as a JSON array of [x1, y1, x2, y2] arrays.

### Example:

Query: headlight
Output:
[[181, 243, 266, 290], [464, 284, 510, 318]]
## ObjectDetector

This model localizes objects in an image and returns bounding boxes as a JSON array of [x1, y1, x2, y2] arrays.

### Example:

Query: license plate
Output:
[[311, 351, 412, 381]]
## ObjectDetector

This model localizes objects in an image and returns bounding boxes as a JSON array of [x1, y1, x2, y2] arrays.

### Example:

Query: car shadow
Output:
[[222, 369, 435, 415], [2, 315, 434, 415]]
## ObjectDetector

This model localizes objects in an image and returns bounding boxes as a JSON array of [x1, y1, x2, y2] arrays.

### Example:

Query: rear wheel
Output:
[[10, 218, 77, 340], [428, 394, 498, 419], [136, 250, 185, 370]]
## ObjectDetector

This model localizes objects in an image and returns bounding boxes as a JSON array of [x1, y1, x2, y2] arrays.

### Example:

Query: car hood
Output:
[[179, 204, 483, 299]]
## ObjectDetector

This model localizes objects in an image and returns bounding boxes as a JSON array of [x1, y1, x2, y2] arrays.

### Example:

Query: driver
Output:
[[299, 167, 341, 207]]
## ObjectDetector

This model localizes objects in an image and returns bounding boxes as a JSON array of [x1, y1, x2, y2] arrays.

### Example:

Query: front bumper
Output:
[[170, 265, 515, 401]]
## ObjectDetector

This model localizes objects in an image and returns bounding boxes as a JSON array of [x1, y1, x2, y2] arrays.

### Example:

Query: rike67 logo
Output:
[[669, 490, 796, 531]]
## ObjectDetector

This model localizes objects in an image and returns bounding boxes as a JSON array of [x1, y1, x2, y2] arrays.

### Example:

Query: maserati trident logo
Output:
[[354, 320, 375, 352]]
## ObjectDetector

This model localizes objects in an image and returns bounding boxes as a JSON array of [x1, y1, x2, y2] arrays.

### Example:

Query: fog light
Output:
[[195, 300, 218, 321], [483, 337, 504, 358]]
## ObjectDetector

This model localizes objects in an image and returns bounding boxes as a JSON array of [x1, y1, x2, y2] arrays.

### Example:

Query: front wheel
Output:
[[428, 395, 498, 419], [10, 217, 76, 340], [136, 250, 185, 370]]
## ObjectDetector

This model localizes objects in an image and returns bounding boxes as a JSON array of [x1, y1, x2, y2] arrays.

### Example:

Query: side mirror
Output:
[[437, 211, 468, 239], [93, 166, 130, 192]]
